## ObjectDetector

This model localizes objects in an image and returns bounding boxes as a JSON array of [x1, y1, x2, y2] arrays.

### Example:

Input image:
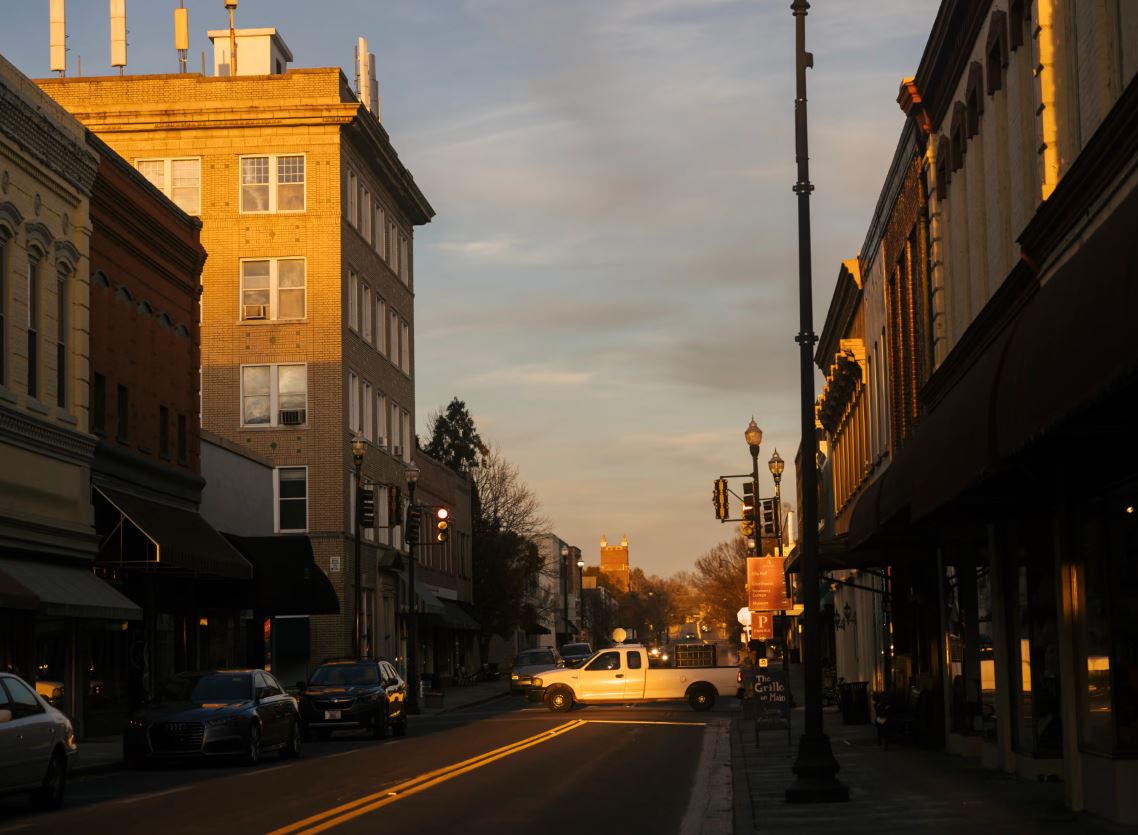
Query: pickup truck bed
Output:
[[527, 646, 738, 712]]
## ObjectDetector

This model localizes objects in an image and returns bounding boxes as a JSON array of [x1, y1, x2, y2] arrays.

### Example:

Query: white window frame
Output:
[[347, 169, 358, 227], [135, 157, 201, 215], [361, 284, 371, 342], [389, 309, 400, 365], [240, 363, 308, 427], [376, 390, 387, 447], [240, 257, 306, 322], [376, 296, 387, 356], [274, 466, 309, 533], [401, 409, 411, 463], [362, 380, 373, 441], [400, 236, 408, 284], [348, 270, 359, 332], [390, 400, 401, 456], [239, 153, 306, 214], [400, 320, 410, 374], [374, 205, 385, 256], [348, 370, 360, 433], [361, 187, 371, 242]]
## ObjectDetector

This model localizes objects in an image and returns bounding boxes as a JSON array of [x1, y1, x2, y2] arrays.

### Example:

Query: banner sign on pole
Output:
[[751, 611, 774, 640], [747, 556, 790, 611]]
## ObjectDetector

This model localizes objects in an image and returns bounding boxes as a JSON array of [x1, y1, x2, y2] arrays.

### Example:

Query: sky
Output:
[[0, 0, 940, 578]]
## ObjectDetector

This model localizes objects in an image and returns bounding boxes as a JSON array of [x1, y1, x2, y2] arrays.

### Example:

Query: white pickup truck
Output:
[[527, 645, 739, 712]]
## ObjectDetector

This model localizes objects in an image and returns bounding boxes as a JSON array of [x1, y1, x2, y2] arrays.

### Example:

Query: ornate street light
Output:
[[745, 419, 762, 557], [351, 433, 366, 659], [404, 460, 421, 713]]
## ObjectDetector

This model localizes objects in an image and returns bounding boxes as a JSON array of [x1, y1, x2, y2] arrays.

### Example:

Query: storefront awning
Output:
[[398, 576, 445, 615], [427, 598, 481, 632], [0, 566, 39, 610], [0, 557, 141, 620], [96, 487, 252, 579], [224, 534, 339, 616]]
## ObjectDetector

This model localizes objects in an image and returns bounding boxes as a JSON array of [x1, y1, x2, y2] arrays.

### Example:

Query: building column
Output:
[[1053, 517, 1084, 811]]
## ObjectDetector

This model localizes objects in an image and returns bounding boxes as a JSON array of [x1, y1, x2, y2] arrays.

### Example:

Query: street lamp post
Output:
[[559, 544, 570, 646], [404, 461, 421, 714], [745, 418, 763, 558], [786, 0, 847, 803], [769, 449, 791, 687], [576, 557, 585, 641], [351, 433, 366, 660]]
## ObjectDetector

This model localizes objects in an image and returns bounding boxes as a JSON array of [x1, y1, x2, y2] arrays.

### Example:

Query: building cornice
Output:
[[0, 401, 96, 466], [815, 260, 862, 368], [912, 0, 992, 133]]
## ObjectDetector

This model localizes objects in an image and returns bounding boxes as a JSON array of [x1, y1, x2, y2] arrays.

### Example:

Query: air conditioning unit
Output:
[[279, 408, 306, 426], [376, 435, 386, 448], [392, 445, 401, 456], [243, 303, 267, 320]]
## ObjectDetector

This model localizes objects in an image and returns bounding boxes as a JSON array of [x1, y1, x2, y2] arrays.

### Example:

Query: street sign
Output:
[[752, 667, 790, 730], [747, 556, 790, 612], [751, 611, 774, 640]]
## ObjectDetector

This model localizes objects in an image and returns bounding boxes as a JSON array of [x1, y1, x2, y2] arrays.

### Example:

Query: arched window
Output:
[[156, 312, 173, 329], [137, 300, 153, 316], [91, 270, 111, 288], [114, 285, 134, 303]]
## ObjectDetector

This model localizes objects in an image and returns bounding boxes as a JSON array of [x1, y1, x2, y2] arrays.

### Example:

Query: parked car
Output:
[[0, 672, 77, 810], [295, 658, 406, 741], [559, 643, 594, 668], [510, 648, 563, 694], [123, 670, 301, 766]]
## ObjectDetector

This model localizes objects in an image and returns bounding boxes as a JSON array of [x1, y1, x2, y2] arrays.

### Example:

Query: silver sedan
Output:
[[0, 672, 77, 810]]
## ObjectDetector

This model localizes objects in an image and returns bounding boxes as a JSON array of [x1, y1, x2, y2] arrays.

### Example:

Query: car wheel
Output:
[[546, 686, 573, 713], [30, 750, 66, 810], [688, 687, 716, 712], [371, 706, 388, 740], [281, 720, 302, 759], [246, 723, 262, 764]]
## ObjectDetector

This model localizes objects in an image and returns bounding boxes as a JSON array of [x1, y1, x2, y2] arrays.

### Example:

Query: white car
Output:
[[0, 672, 77, 810]]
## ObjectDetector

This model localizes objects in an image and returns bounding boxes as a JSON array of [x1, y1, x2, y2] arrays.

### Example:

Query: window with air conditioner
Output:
[[240, 154, 305, 213], [241, 363, 307, 427], [241, 258, 305, 321], [136, 157, 201, 215]]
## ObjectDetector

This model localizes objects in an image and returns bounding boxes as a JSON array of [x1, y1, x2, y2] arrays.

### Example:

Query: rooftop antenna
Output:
[[110, 0, 127, 75], [225, 0, 238, 76], [356, 37, 370, 110], [174, 2, 189, 73], [49, 0, 67, 77], [369, 52, 379, 120]]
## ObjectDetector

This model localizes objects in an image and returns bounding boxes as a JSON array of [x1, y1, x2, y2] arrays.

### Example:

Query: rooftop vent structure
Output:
[[50, 0, 66, 76], [207, 28, 292, 77]]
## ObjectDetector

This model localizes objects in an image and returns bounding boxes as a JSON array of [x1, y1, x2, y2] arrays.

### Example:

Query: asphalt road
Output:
[[0, 696, 730, 835]]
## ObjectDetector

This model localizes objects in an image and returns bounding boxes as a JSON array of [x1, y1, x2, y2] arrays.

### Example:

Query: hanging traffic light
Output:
[[740, 518, 754, 537], [741, 480, 757, 515], [436, 507, 450, 542], [759, 498, 778, 538], [388, 485, 402, 523], [359, 488, 376, 529], [712, 478, 729, 521], [404, 506, 421, 545]]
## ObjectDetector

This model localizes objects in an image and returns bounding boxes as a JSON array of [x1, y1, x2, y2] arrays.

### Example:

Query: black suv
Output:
[[559, 642, 594, 668], [296, 659, 407, 741]]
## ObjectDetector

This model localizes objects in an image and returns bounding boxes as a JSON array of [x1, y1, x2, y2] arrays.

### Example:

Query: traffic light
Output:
[[712, 478, 729, 521], [359, 488, 376, 529], [387, 485, 402, 523], [740, 519, 754, 537], [741, 480, 757, 515], [436, 507, 450, 542], [404, 506, 421, 545], [759, 498, 778, 538]]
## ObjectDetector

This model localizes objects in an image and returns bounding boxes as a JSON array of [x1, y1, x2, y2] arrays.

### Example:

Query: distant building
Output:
[[599, 533, 630, 592]]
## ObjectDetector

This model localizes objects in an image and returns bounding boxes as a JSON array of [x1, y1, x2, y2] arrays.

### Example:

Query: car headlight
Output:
[[532, 678, 543, 688], [511, 673, 519, 680]]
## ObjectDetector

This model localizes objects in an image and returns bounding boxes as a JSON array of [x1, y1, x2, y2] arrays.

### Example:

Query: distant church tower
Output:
[[599, 533, 630, 592]]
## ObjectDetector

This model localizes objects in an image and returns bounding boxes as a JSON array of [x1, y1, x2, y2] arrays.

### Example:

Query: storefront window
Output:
[[1078, 516, 1114, 751]]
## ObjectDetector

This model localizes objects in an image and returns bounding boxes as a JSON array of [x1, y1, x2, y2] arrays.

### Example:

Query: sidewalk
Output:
[[71, 680, 510, 776], [732, 671, 1128, 833]]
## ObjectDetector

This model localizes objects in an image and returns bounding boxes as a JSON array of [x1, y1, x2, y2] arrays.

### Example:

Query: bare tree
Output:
[[474, 445, 549, 539]]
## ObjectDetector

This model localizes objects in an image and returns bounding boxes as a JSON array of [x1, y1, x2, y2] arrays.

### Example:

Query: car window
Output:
[[263, 673, 284, 696], [627, 652, 642, 670], [585, 651, 621, 672], [157, 673, 252, 703], [3, 677, 44, 715], [311, 664, 380, 686], [381, 663, 399, 683], [515, 650, 554, 667]]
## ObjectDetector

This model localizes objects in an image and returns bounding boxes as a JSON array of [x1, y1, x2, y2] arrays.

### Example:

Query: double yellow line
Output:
[[267, 720, 587, 835]]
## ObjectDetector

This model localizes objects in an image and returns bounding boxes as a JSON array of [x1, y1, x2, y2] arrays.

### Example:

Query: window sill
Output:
[[239, 319, 309, 326], [56, 411, 78, 427], [26, 398, 50, 416], [240, 209, 307, 216], [240, 424, 309, 430]]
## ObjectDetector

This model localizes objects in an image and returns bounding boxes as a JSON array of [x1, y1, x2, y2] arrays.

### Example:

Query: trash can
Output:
[[839, 681, 870, 724]]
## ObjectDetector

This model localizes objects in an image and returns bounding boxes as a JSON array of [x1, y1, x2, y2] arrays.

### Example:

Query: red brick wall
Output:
[[88, 149, 206, 474]]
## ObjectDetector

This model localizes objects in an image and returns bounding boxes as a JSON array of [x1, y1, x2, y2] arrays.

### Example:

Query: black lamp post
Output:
[[576, 557, 585, 641], [786, 0, 847, 803], [745, 418, 763, 557], [404, 460, 421, 714], [769, 450, 785, 559], [351, 433, 366, 660], [559, 544, 570, 646]]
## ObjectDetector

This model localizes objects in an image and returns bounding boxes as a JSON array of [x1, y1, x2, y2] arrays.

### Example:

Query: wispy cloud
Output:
[[473, 365, 593, 388]]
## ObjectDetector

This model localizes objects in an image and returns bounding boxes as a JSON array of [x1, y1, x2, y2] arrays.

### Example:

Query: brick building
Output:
[[39, 26, 434, 667], [599, 533, 630, 593]]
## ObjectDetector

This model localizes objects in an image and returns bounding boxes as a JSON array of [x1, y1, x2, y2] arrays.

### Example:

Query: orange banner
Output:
[[747, 556, 789, 612]]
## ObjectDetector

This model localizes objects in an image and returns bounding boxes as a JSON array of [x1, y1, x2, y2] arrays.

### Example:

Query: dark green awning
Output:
[[0, 557, 141, 621]]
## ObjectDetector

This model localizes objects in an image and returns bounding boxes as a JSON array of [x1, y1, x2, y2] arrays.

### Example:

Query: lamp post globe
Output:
[[768, 449, 785, 480], [405, 461, 420, 484], [744, 418, 763, 451]]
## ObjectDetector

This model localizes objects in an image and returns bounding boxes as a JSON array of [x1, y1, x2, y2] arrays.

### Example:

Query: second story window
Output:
[[275, 467, 308, 532], [241, 363, 308, 427], [241, 258, 305, 321], [241, 154, 305, 213], [136, 158, 201, 215], [26, 255, 39, 399]]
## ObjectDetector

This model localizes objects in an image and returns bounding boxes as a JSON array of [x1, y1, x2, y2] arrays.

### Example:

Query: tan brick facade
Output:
[[39, 67, 433, 663]]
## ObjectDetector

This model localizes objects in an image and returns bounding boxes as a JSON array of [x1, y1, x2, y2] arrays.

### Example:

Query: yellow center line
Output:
[[578, 719, 707, 727], [265, 720, 585, 835]]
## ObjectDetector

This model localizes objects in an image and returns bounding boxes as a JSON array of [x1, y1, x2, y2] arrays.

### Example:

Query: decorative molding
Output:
[[0, 200, 23, 238], [0, 401, 96, 466], [897, 78, 932, 135], [54, 239, 80, 271], [24, 220, 54, 253], [986, 11, 1009, 96]]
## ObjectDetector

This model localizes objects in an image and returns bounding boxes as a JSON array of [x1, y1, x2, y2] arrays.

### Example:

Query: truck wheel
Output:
[[546, 687, 573, 712], [688, 686, 716, 712]]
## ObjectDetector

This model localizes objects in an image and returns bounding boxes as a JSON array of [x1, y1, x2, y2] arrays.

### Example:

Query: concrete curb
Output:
[[432, 689, 511, 715]]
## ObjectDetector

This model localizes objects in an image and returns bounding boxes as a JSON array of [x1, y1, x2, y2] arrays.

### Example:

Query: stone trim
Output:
[[0, 200, 23, 239], [0, 400, 96, 465]]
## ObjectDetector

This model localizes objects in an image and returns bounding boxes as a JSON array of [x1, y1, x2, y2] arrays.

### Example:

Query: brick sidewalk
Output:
[[731, 707, 1129, 833]]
